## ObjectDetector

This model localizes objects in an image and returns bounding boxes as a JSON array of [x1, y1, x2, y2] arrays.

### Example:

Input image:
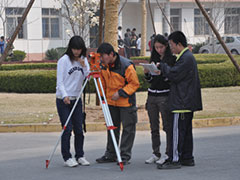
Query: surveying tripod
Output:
[[46, 53, 124, 171]]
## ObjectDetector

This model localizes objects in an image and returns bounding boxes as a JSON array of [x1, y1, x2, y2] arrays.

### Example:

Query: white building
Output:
[[0, 0, 70, 60], [0, 0, 240, 61]]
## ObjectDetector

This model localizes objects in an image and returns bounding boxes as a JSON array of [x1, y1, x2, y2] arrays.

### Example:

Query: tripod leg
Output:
[[93, 77, 124, 171], [46, 77, 89, 169]]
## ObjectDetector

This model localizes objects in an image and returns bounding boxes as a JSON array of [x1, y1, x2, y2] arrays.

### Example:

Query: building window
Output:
[[42, 8, 61, 38], [194, 8, 210, 35], [5, 8, 27, 39], [170, 9, 181, 31], [224, 8, 240, 34], [89, 25, 99, 48]]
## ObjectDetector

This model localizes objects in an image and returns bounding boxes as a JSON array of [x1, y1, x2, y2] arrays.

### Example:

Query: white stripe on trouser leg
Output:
[[173, 113, 179, 162]]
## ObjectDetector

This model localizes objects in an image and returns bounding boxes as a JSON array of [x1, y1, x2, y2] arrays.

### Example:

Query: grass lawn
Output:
[[0, 86, 240, 124]]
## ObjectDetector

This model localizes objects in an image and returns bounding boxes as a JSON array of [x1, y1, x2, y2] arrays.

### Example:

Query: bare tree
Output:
[[56, 0, 99, 44]]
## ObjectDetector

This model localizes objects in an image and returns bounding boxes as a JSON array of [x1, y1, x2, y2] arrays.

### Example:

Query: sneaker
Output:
[[181, 159, 195, 166], [157, 160, 181, 169], [156, 154, 169, 165], [145, 154, 160, 164], [78, 157, 90, 166], [64, 158, 78, 167], [96, 155, 116, 163]]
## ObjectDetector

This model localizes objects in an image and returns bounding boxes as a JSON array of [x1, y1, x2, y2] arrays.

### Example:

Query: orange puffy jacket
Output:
[[99, 54, 140, 107]]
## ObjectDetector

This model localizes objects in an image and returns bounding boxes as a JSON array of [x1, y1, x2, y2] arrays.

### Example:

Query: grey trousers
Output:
[[104, 105, 138, 161], [146, 95, 173, 158]]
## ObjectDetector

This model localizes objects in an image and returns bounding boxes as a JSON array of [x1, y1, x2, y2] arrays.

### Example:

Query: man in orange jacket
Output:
[[96, 42, 140, 165]]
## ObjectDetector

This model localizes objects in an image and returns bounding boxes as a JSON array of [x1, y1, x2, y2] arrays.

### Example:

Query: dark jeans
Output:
[[56, 98, 84, 161], [170, 112, 194, 162], [104, 105, 138, 161], [130, 48, 136, 57], [124, 47, 131, 59], [146, 95, 173, 158]]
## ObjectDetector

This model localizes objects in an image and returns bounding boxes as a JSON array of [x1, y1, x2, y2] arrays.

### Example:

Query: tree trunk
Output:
[[104, 0, 120, 51], [141, 0, 147, 56]]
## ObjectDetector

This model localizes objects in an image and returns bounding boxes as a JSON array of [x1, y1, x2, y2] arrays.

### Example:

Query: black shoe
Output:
[[157, 161, 181, 169], [117, 159, 130, 165], [96, 155, 116, 163], [181, 159, 195, 166]]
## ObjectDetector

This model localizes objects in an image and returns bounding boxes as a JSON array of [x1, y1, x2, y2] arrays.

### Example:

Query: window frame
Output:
[[5, 7, 27, 39], [170, 8, 182, 31], [194, 8, 211, 36], [42, 8, 61, 39]]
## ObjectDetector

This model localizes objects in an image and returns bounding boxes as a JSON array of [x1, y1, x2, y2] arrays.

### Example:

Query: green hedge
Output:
[[131, 54, 228, 64], [0, 54, 240, 93], [0, 65, 239, 93], [0, 63, 57, 71], [0, 70, 56, 93], [0, 54, 230, 71], [0, 70, 96, 93]]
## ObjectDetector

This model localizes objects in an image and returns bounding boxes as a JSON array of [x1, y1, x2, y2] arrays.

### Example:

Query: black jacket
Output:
[[159, 49, 203, 112], [145, 55, 176, 96]]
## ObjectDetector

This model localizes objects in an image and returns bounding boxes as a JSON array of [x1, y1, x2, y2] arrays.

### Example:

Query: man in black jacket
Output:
[[157, 31, 202, 169]]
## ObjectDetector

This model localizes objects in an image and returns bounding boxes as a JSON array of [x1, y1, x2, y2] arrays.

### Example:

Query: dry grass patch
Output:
[[0, 86, 240, 124]]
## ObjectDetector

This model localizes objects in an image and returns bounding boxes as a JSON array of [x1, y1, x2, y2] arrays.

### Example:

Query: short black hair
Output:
[[97, 42, 116, 55], [118, 26, 122, 30], [168, 31, 187, 47], [65, 35, 87, 61], [138, 34, 141, 38], [126, 28, 131, 32], [1, 36, 4, 40], [132, 28, 136, 31]]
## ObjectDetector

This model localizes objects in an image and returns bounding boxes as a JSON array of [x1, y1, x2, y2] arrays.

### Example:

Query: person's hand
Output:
[[144, 68, 149, 74], [112, 91, 120, 101], [154, 70, 161, 75], [156, 62, 160, 67], [63, 97, 70, 105], [78, 58, 86, 67]]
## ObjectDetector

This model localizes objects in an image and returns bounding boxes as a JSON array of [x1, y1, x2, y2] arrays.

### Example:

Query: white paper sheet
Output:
[[140, 63, 159, 75]]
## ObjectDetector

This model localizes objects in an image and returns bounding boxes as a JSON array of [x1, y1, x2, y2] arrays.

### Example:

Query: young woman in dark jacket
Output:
[[144, 34, 176, 164]]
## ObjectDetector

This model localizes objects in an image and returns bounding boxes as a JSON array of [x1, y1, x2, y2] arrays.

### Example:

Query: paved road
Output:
[[0, 126, 240, 180]]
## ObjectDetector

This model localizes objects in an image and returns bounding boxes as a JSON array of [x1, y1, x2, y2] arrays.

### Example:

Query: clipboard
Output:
[[140, 63, 159, 75]]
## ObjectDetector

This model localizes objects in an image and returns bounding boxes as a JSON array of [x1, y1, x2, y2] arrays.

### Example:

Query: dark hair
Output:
[[0, 36, 4, 40], [168, 31, 187, 47], [118, 26, 122, 30], [150, 34, 172, 63], [126, 28, 131, 32], [124, 33, 129, 38], [65, 36, 86, 61], [138, 34, 141, 38], [97, 42, 116, 56], [132, 28, 136, 31]]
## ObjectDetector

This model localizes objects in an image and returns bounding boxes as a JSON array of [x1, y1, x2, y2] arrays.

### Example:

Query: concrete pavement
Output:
[[0, 126, 240, 180]]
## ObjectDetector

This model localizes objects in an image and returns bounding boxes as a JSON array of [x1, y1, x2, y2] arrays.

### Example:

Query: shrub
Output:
[[9, 50, 26, 62], [45, 48, 59, 60], [192, 42, 205, 54], [45, 47, 67, 60]]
